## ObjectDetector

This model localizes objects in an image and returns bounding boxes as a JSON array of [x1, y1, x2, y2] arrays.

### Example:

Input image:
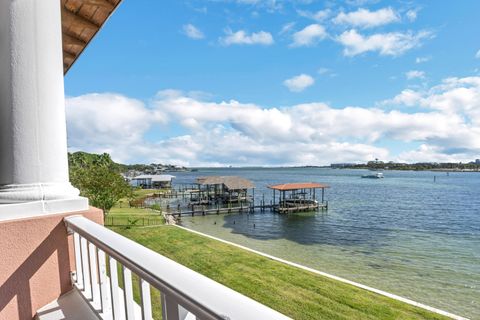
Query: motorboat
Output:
[[362, 172, 384, 179]]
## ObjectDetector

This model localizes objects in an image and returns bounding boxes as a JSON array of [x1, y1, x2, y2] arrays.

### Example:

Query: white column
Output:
[[0, 0, 87, 211]]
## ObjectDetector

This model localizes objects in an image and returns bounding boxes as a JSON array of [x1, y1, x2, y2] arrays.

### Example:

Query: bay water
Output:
[[169, 168, 479, 318]]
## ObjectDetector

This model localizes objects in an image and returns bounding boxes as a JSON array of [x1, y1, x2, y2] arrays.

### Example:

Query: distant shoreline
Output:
[[186, 166, 480, 172], [331, 167, 480, 173]]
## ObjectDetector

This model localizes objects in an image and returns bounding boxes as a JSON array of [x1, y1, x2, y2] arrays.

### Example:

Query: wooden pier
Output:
[[165, 204, 252, 218], [164, 199, 328, 219]]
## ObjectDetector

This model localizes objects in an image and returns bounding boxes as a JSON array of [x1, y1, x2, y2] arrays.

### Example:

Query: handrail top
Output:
[[64, 215, 290, 320]]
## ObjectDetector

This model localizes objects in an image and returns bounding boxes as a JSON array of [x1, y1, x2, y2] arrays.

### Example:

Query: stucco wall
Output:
[[0, 207, 103, 320]]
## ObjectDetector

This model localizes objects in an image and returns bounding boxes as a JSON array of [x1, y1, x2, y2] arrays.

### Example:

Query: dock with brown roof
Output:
[[191, 176, 255, 206]]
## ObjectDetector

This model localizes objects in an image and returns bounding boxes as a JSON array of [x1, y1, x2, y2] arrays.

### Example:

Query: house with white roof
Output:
[[130, 174, 175, 189]]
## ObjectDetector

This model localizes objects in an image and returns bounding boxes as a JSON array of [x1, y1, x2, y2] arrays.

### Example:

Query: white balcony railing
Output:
[[64, 216, 290, 320]]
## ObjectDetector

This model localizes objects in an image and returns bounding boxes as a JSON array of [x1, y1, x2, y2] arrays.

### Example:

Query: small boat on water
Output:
[[362, 172, 384, 179]]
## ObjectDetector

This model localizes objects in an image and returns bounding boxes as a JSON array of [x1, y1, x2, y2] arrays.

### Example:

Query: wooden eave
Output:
[[61, 0, 122, 74]]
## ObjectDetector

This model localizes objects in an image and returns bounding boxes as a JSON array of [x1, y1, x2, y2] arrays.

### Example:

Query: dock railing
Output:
[[64, 215, 290, 320]]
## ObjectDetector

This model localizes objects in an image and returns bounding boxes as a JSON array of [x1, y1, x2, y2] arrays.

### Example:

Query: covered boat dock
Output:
[[268, 182, 329, 213], [191, 176, 255, 206]]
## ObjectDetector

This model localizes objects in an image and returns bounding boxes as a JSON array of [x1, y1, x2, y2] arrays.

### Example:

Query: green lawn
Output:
[[131, 188, 167, 198], [107, 187, 166, 226], [110, 225, 448, 320], [115, 188, 169, 208], [107, 206, 165, 227], [109, 206, 160, 216]]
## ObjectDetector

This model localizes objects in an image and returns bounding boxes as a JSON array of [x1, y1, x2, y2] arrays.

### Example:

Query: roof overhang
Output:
[[196, 176, 255, 190], [62, 0, 122, 74], [268, 183, 330, 191]]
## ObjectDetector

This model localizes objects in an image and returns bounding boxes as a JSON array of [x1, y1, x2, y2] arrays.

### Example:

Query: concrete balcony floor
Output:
[[36, 289, 99, 320]]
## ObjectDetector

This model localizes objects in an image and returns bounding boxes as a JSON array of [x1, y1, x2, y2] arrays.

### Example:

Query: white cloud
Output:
[[383, 77, 480, 160], [337, 29, 432, 56], [317, 67, 337, 77], [406, 9, 418, 22], [66, 93, 165, 163], [405, 70, 425, 80], [220, 29, 274, 46], [279, 22, 296, 35], [297, 9, 331, 21], [385, 89, 423, 106], [67, 76, 480, 165], [475, 49, 480, 59], [397, 144, 470, 163], [345, 0, 380, 6], [182, 24, 205, 39], [333, 7, 399, 28], [235, 0, 282, 11], [291, 24, 327, 47], [283, 74, 315, 92], [415, 56, 430, 63]]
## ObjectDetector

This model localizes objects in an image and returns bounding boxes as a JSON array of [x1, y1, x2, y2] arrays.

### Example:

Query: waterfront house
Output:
[[0, 1, 289, 319], [130, 174, 176, 189]]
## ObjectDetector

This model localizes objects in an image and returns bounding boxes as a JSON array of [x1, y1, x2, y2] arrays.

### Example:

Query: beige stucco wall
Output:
[[0, 207, 103, 320]]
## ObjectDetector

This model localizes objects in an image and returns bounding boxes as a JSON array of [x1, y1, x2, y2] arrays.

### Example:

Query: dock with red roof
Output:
[[268, 182, 329, 213]]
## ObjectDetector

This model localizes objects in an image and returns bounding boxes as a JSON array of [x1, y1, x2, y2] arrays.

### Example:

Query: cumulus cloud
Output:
[[283, 74, 315, 92], [333, 7, 400, 28], [385, 89, 423, 106], [66, 93, 164, 163], [220, 29, 274, 46], [297, 9, 331, 21], [66, 76, 480, 165], [182, 24, 205, 39], [337, 29, 432, 56], [383, 77, 480, 160], [291, 24, 327, 47], [405, 70, 425, 80]]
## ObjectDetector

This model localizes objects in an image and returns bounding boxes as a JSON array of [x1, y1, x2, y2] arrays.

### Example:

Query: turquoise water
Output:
[[171, 168, 479, 319]]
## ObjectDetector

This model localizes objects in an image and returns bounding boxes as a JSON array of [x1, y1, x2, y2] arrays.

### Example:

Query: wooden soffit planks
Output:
[[61, 0, 122, 74]]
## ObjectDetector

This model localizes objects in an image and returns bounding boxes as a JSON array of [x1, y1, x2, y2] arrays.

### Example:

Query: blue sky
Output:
[[64, 0, 480, 166]]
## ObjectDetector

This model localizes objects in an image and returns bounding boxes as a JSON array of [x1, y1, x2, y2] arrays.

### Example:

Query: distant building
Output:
[[129, 174, 175, 189], [476, 159, 480, 164]]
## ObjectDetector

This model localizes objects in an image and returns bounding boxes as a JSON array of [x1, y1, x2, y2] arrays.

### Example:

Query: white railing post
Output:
[[73, 232, 84, 290], [88, 242, 101, 308], [80, 236, 92, 300], [97, 249, 111, 317], [109, 256, 123, 319], [140, 278, 153, 320], [122, 266, 135, 320]]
